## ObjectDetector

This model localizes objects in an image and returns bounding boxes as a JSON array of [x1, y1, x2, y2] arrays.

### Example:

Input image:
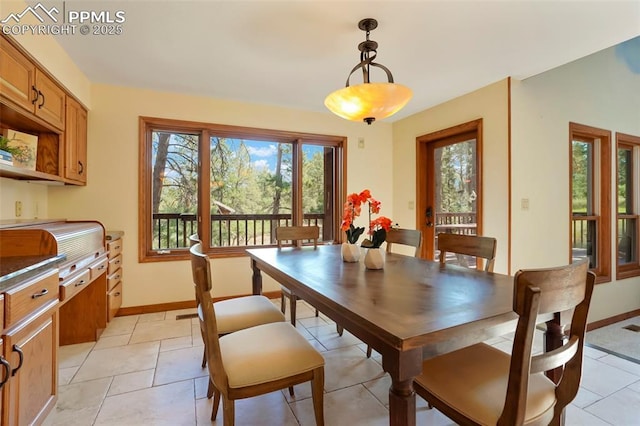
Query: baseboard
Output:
[[587, 308, 640, 331], [116, 290, 282, 317]]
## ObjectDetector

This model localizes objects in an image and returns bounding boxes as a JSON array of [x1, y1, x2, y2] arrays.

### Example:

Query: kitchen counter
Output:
[[0, 254, 66, 291]]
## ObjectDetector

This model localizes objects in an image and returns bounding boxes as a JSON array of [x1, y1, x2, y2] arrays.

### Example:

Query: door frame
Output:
[[416, 119, 483, 259]]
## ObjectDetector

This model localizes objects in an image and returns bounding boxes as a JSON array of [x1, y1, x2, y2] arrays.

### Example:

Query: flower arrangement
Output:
[[341, 189, 392, 248]]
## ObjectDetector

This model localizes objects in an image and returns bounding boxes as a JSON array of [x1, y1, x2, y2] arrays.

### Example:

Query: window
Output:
[[139, 117, 345, 262], [616, 132, 640, 279], [570, 122, 611, 283]]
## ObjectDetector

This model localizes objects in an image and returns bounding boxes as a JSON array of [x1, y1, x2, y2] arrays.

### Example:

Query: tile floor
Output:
[[44, 301, 640, 426]]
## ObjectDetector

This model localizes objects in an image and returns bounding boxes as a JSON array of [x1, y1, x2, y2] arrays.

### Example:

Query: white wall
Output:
[[392, 80, 510, 273], [511, 41, 640, 322], [47, 83, 393, 307]]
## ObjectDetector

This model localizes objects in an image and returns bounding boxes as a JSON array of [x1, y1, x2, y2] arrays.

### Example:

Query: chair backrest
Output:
[[437, 233, 497, 272], [385, 228, 422, 257], [189, 234, 201, 247], [275, 226, 319, 248], [190, 243, 229, 391], [499, 260, 595, 425]]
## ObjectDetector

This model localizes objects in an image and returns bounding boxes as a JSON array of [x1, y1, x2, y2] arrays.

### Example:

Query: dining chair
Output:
[[190, 243, 325, 425], [356, 227, 423, 357], [275, 226, 320, 326], [188, 235, 285, 374], [437, 232, 497, 272], [414, 260, 595, 426]]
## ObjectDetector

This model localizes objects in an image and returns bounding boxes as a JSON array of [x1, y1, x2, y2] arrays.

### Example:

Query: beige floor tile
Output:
[[298, 315, 331, 329], [584, 345, 610, 360], [160, 335, 194, 352], [322, 346, 385, 392], [573, 386, 605, 408], [93, 333, 131, 350], [43, 377, 111, 426], [58, 366, 79, 386], [581, 356, 640, 397], [101, 315, 138, 337], [597, 354, 640, 376], [194, 376, 211, 400], [565, 404, 612, 425], [95, 380, 196, 426], [137, 311, 166, 322], [584, 387, 640, 425], [73, 341, 160, 382], [165, 307, 198, 319], [291, 384, 388, 426], [107, 369, 155, 396], [192, 323, 205, 346], [630, 380, 640, 393], [154, 345, 208, 386], [311, 324, 364, 350], [196, 390, 299, 426], [129, 318, 192, 344], [58, 342, 95, 369]]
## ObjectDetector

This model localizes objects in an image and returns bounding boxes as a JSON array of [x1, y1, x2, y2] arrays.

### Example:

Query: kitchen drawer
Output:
[[107, 269, 122, 292], [107, 282, 122, 321], [59, 269, 91, 301], [107, 239, 123, 258], [90, 256, 108, 280], [108, 254, 122, 276], [4, 269, 58, 327]]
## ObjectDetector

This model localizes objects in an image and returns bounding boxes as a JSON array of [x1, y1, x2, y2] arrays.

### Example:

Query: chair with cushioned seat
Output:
[[437, 233, 497, 272], [413, 260, 595, 426], [191, 243, 325, 425], [275, 226, 320, 325]]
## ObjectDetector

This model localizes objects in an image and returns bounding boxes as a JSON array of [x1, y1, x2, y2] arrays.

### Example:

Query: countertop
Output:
[[0, 254, 66, 291]]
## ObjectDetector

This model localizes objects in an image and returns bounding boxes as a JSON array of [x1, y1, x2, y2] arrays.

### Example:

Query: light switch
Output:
[[358, 138, 365, 149], [521, 198, 530, 210]]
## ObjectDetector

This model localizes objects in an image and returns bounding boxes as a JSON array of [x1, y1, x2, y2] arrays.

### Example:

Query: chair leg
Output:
[[207, 377, 215, 399], [366, 345, 372, 358], [336, 324, 344, 336], [201, 346, 207, 368], [222, 395, 235, 426], [311, 367, 325, 426], [211, 388, 221, 420], [315, 309, 319, 317], [289, 386, 295, 396], [290, 294, 297, 326], [280, 292, 286, 314]]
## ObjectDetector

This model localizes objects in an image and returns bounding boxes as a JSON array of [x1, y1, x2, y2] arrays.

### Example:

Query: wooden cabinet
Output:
[[106, 235, 124, 321], [64, 97, 88, 183], [0, 34, 87, 185], [1, 269, 58, 426]]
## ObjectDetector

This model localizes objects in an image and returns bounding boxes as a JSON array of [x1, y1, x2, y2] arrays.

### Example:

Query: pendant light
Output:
[[324, 18, 412, 125]]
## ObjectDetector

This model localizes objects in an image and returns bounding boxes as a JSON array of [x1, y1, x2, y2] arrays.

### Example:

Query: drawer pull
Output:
[[115, 260, 121, 265], [114, 245, 121, 250], [74, 279, 87, 287], [31, 289, 49, 299], [11, 345, 24, 377], [0, 356, 10, 388], [114, 274, 121, 280], [115, 292, 121, 297], [97, 265, 106, 270]]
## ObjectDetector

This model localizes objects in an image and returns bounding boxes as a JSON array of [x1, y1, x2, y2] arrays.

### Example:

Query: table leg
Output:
[[544, 313, 565, 383], [383, 348, 422, 426], [251, 259, 262, 295]]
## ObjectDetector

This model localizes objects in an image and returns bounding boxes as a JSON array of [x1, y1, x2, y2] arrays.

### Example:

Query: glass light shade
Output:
[[324, 82, 412, 123]]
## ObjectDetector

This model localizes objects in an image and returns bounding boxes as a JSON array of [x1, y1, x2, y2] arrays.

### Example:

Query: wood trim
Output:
[[587, 308, 640, 331], [507, 77, 512, 275], [115, 290, 283, 316], [615, 132, 640, 280]]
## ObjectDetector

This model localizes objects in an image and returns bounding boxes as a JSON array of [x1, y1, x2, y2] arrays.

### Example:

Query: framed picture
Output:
[[3, 129, 38, 170]]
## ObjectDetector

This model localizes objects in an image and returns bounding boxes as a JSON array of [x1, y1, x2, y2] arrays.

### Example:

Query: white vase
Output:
[[364, 248, 385, 270], [341, 243, 361, 262]]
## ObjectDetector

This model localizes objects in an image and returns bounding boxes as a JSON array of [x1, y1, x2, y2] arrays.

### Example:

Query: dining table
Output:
[[246, 244, 565, 426]]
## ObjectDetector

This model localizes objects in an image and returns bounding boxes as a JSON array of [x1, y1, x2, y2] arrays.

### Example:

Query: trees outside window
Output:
[[570, 122, 611, 283], [139, 117, 345, 262], [616, 132, 640, 279]]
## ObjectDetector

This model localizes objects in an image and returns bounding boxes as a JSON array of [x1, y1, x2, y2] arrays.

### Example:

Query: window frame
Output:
[[569, 122, 611, 283], [616, 132, 640, 279], [139, 116, 346, 262]]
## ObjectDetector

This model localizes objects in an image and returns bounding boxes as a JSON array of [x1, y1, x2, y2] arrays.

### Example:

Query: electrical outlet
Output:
[[15, 201, 22, 217], [521, 198, 530, 210], [358, 137, 365, 149]]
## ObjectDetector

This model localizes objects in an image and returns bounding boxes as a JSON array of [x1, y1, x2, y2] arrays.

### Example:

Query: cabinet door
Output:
[[3, 306, 57, 426], [34, 70, 66, 130], [0, 37, 36, 113], [64, 97, 88, 183]]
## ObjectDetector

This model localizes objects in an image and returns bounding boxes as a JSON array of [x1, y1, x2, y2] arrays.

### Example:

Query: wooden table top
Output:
[[247, 245, 517, 355]]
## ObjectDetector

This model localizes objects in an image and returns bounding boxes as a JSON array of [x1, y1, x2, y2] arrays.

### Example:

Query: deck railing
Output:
[[152, 213, 325, 250]]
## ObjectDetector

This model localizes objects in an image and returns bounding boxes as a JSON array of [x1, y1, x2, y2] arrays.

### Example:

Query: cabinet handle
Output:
[[0, 356, 11, 388], [115, 292, 121, 297], [97, 265, 106, 270], [31, 86, 39, 104], [78, 161, 84, 174], [31, 288, 49, 298], [38, 90, 45, 108], [74, 279, 86, 287], [11, 345, 24, 377]]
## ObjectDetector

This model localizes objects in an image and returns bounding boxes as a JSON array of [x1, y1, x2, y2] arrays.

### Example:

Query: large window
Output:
[[616, 132, 640, 279], [570, 123, 611, 282], [139, 117, 345, 262]]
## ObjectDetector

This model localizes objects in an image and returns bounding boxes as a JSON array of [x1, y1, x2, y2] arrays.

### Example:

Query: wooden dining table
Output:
[[246, 245, 563, 426]]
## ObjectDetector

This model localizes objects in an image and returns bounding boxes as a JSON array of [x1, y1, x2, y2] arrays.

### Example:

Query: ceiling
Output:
[[48, 0, 640, 122]]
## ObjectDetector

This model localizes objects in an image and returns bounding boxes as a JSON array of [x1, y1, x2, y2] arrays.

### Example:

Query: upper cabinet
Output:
[[0, 35, 87, 185]]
